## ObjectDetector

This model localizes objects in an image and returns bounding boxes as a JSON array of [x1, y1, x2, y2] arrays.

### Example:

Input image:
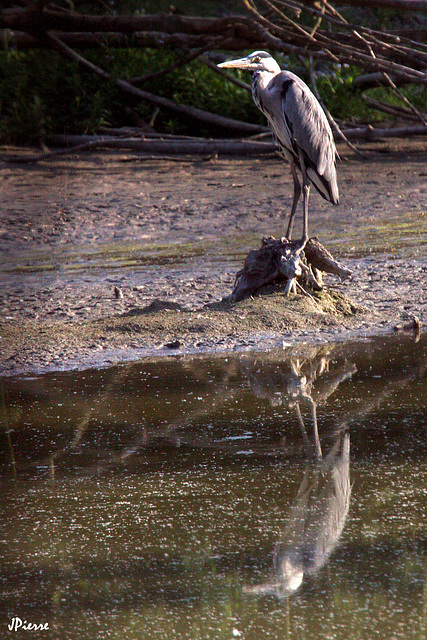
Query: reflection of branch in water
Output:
[[245, 430, 351, 598], [36, 358, 238, 475], [121, 349, 357, 463], [119, 384, 240, 461], [47, 347, 357, 473], [334, 351, 427, 436], [22, 336, 426, 479], [0, 384, 17, 478], [37, 367, 131, 479], [117, 358, 244, 461]]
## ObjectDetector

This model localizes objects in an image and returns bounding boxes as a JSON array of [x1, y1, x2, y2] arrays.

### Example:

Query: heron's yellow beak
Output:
[[218, 57, 253, 70]]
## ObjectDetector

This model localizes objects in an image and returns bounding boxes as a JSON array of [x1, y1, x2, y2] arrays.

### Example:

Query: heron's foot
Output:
[[284, 277, 297, 296], [280, 235, 308, 252], [279, 244, 305, 296], [307, 265, 323, 291], [296, 235, 309, 252]]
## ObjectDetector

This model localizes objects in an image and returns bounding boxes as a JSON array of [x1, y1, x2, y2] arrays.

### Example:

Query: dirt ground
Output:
[[1, 137, 426, 376]]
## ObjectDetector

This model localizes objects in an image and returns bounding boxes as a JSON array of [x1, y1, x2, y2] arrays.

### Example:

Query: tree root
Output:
[[228, 236, 352, 302]]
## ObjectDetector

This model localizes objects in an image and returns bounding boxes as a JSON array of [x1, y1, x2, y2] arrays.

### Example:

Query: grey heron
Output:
[[243, 429, 351, 598], [218, 51, 339, 246]]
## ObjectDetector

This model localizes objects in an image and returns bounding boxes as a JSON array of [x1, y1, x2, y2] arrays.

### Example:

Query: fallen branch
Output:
[[0, 8, 257, 36], [353, 72, 404, 89], [341, 124, 427, 138], [2, 3, 425, 77], [46, 32, 267, 134], [0, 29, 257, 51], [47, 125, 426, 146], [2, 139, 112, 163], [43, 124, 427, 145], [129, 43, 216, 85], [4, 123, 426, 163], [351, 28, 427, 126], [241, 0, 427, 81], [381, 72, 427, 126], [305, 0, 427, 12], [362, 94, 423, 120], [4, 135, 276, 161], [4, 27, 425, 52]]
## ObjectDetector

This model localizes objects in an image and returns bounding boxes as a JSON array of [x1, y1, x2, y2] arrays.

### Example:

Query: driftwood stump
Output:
[[229, 236, 352, 302]]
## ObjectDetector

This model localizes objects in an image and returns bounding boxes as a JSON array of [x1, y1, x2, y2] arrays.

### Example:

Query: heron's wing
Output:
[[268, 72, 339, 203]]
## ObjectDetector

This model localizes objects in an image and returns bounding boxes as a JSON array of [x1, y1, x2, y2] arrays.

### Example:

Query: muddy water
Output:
[[1, 332, 427, 639]]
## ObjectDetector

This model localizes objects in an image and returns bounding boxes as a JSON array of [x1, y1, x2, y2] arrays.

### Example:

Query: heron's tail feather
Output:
[[307, 166, 339, 205]]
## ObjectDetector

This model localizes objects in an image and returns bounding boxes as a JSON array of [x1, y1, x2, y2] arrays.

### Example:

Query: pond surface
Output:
[[1, 332, 427, 639]]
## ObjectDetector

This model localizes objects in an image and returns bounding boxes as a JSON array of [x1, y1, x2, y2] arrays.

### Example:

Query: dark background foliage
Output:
[[1, 0, 425, 144]]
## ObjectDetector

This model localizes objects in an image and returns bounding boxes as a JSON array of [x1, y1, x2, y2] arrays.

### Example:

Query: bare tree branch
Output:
[[46, 32, 267, 134], [129, 42, 220, 85], [201, 55, 252, 92], [1, 0, 426, 144]]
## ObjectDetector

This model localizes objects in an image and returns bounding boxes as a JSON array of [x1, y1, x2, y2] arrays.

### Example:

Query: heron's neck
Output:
[[251, 70, 275, 110], [253, 69, 277, 89]]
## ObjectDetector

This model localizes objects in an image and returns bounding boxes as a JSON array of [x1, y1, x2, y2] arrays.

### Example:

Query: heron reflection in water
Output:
[[243, 353, 354, 597], [244, 429, 350, 598]]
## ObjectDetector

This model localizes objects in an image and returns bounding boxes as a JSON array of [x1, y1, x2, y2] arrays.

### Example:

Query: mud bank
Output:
[[1, 137, 426, 375]]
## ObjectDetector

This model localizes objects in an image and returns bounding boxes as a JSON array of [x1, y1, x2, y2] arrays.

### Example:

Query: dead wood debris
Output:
[[228, 236, 352, 302], [1, 0, 426, 137], [1, 0, 425, 169], [394, 315, 423, 336]]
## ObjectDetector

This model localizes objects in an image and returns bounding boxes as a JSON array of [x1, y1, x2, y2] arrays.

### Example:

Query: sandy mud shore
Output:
[[0, 137, 426, 376]]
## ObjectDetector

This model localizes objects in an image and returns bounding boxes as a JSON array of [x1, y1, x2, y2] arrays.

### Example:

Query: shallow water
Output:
[[1, 332, 427, 639]]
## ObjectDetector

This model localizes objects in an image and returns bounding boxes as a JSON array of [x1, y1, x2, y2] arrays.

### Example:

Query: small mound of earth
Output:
[[130, 288, 364, 341], [0, 288, 368, 376]]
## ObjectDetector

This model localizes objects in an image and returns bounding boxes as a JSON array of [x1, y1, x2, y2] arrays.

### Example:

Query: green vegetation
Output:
[[0, 46, 263, 143], [1, 1, 425, 145], [314, 63, 426, 124]]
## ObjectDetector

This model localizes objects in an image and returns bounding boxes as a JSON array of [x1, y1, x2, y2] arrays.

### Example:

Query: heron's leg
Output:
[[294, 402, 312, 458], [301, 175, 311, 247], [294, 399, 322, 460], [309, 399, 322, 461], [294, 150, 311, 248], [285, 162, 301, 241]]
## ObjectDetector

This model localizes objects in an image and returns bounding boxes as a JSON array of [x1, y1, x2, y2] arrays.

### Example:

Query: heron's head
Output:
[[218, 51, 281, 74]]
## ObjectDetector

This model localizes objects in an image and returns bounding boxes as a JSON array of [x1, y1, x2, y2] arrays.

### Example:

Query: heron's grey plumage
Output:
[[219, 51, 339, 243]]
